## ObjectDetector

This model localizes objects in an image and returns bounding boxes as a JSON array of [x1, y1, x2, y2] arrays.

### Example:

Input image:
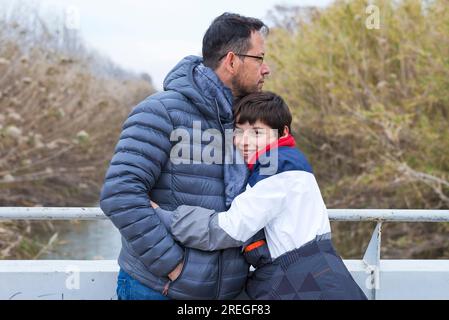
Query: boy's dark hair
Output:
[[233, 91, 292, 137], [202, 13, 268, 70]]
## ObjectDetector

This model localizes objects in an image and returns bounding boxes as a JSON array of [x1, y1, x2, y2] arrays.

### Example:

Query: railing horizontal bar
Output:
[[329, 209, 449, 222], [0, 207, 448, 222], [0, 207, 107, 220]]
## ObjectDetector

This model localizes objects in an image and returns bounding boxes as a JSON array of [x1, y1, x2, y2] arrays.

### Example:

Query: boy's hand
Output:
[[168, 262, 184, 281], [150, 200, 159, 209]]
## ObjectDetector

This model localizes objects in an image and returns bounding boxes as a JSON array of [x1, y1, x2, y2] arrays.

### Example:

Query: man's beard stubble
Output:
[[231, 74, 261, 99]]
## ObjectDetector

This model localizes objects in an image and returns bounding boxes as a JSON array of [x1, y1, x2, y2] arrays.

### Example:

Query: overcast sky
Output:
[[4, 0, 333, 89]]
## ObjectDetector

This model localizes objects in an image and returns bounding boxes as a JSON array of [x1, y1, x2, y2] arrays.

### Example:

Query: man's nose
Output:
[[261, 63, 270, 76]]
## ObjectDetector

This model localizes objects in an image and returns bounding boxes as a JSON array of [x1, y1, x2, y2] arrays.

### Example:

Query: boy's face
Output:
[[234, 120, 280, 163]]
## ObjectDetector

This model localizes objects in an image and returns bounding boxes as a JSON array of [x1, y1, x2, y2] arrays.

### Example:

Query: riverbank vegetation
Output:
[[0, 1, 154, 258], [265, 0, 449, 258], [1, 0, 448, 259]]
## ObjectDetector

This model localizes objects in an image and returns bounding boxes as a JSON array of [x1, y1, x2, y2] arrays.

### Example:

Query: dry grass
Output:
[[2, 0, 448, 259], [265, 0, 449, 258], [0, 2, 154, 258]]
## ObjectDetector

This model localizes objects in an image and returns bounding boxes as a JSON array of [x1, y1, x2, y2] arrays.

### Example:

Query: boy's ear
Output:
[[281, 126, 290, 138]]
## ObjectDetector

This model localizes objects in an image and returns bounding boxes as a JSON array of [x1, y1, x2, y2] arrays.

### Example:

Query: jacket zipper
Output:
[[214, 98, 225, 300], [215, 98, 227, 171], [214, 98, 226, 133], [162, 280, 170, 296], [215, 252, 222, 299]]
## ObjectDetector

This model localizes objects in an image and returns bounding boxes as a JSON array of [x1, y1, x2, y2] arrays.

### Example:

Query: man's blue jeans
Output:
[[117, 268, 171, 300]]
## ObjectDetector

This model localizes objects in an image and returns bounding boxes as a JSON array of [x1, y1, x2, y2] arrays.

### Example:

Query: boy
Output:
[[153, 91, 367, 300]]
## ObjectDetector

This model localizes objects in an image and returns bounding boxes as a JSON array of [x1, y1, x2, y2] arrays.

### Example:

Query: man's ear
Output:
[[223, 52, 238, 74]]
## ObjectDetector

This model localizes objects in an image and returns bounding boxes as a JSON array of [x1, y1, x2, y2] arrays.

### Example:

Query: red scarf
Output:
[[247, 134, 296, 171]]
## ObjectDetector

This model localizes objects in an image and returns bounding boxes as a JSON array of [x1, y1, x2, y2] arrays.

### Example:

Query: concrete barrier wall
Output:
[[1, 259, 449, 300]]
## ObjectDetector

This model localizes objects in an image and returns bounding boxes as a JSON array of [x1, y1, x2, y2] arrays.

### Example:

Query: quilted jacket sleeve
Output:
[[99, 97, 184, 278]]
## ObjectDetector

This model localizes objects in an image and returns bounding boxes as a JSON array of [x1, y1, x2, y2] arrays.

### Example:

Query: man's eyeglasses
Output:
[[219, 53, 264, 63]]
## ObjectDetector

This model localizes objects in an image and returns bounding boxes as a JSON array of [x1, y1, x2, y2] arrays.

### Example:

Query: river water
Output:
[[40, 219, 122, 260]]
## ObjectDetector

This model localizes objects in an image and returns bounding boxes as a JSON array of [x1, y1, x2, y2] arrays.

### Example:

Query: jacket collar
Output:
[[247, 134, 296, 171], [163, 55, 234, 123]]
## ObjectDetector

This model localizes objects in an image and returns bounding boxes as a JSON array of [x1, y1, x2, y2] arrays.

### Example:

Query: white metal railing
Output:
[[1, 207, 448, 222], [1, 207, 449, 300]]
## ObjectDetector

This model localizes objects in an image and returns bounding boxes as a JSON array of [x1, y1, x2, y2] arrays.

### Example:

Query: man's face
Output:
[[232, 31, 271, 98], [234, 120, 279, 163]]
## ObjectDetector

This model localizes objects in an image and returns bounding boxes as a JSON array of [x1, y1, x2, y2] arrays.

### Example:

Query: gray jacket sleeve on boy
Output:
[[155, 206, 245, 251]]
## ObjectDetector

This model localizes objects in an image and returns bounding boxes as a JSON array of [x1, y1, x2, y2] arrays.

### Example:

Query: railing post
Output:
[[362, 221, 382, 300]]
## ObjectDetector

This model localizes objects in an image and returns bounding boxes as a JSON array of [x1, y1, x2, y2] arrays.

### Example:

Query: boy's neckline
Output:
[[247, 134, 296, 171]]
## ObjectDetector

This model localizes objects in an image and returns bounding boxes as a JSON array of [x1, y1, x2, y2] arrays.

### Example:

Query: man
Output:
[[100, 12, 270, 300]]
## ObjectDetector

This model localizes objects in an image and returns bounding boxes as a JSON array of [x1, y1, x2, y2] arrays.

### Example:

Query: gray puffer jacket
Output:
[[99, 56, 250, 300]]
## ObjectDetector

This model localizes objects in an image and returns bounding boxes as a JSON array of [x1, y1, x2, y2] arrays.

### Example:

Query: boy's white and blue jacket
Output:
[[160, 134, 331, 258], [159, 135, 367, 300]]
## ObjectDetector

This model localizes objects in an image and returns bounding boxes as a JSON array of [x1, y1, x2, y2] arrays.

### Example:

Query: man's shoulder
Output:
[[149, 90, 189, 106], [153, 90, 188, 102], [133, 90, 190, 112]]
